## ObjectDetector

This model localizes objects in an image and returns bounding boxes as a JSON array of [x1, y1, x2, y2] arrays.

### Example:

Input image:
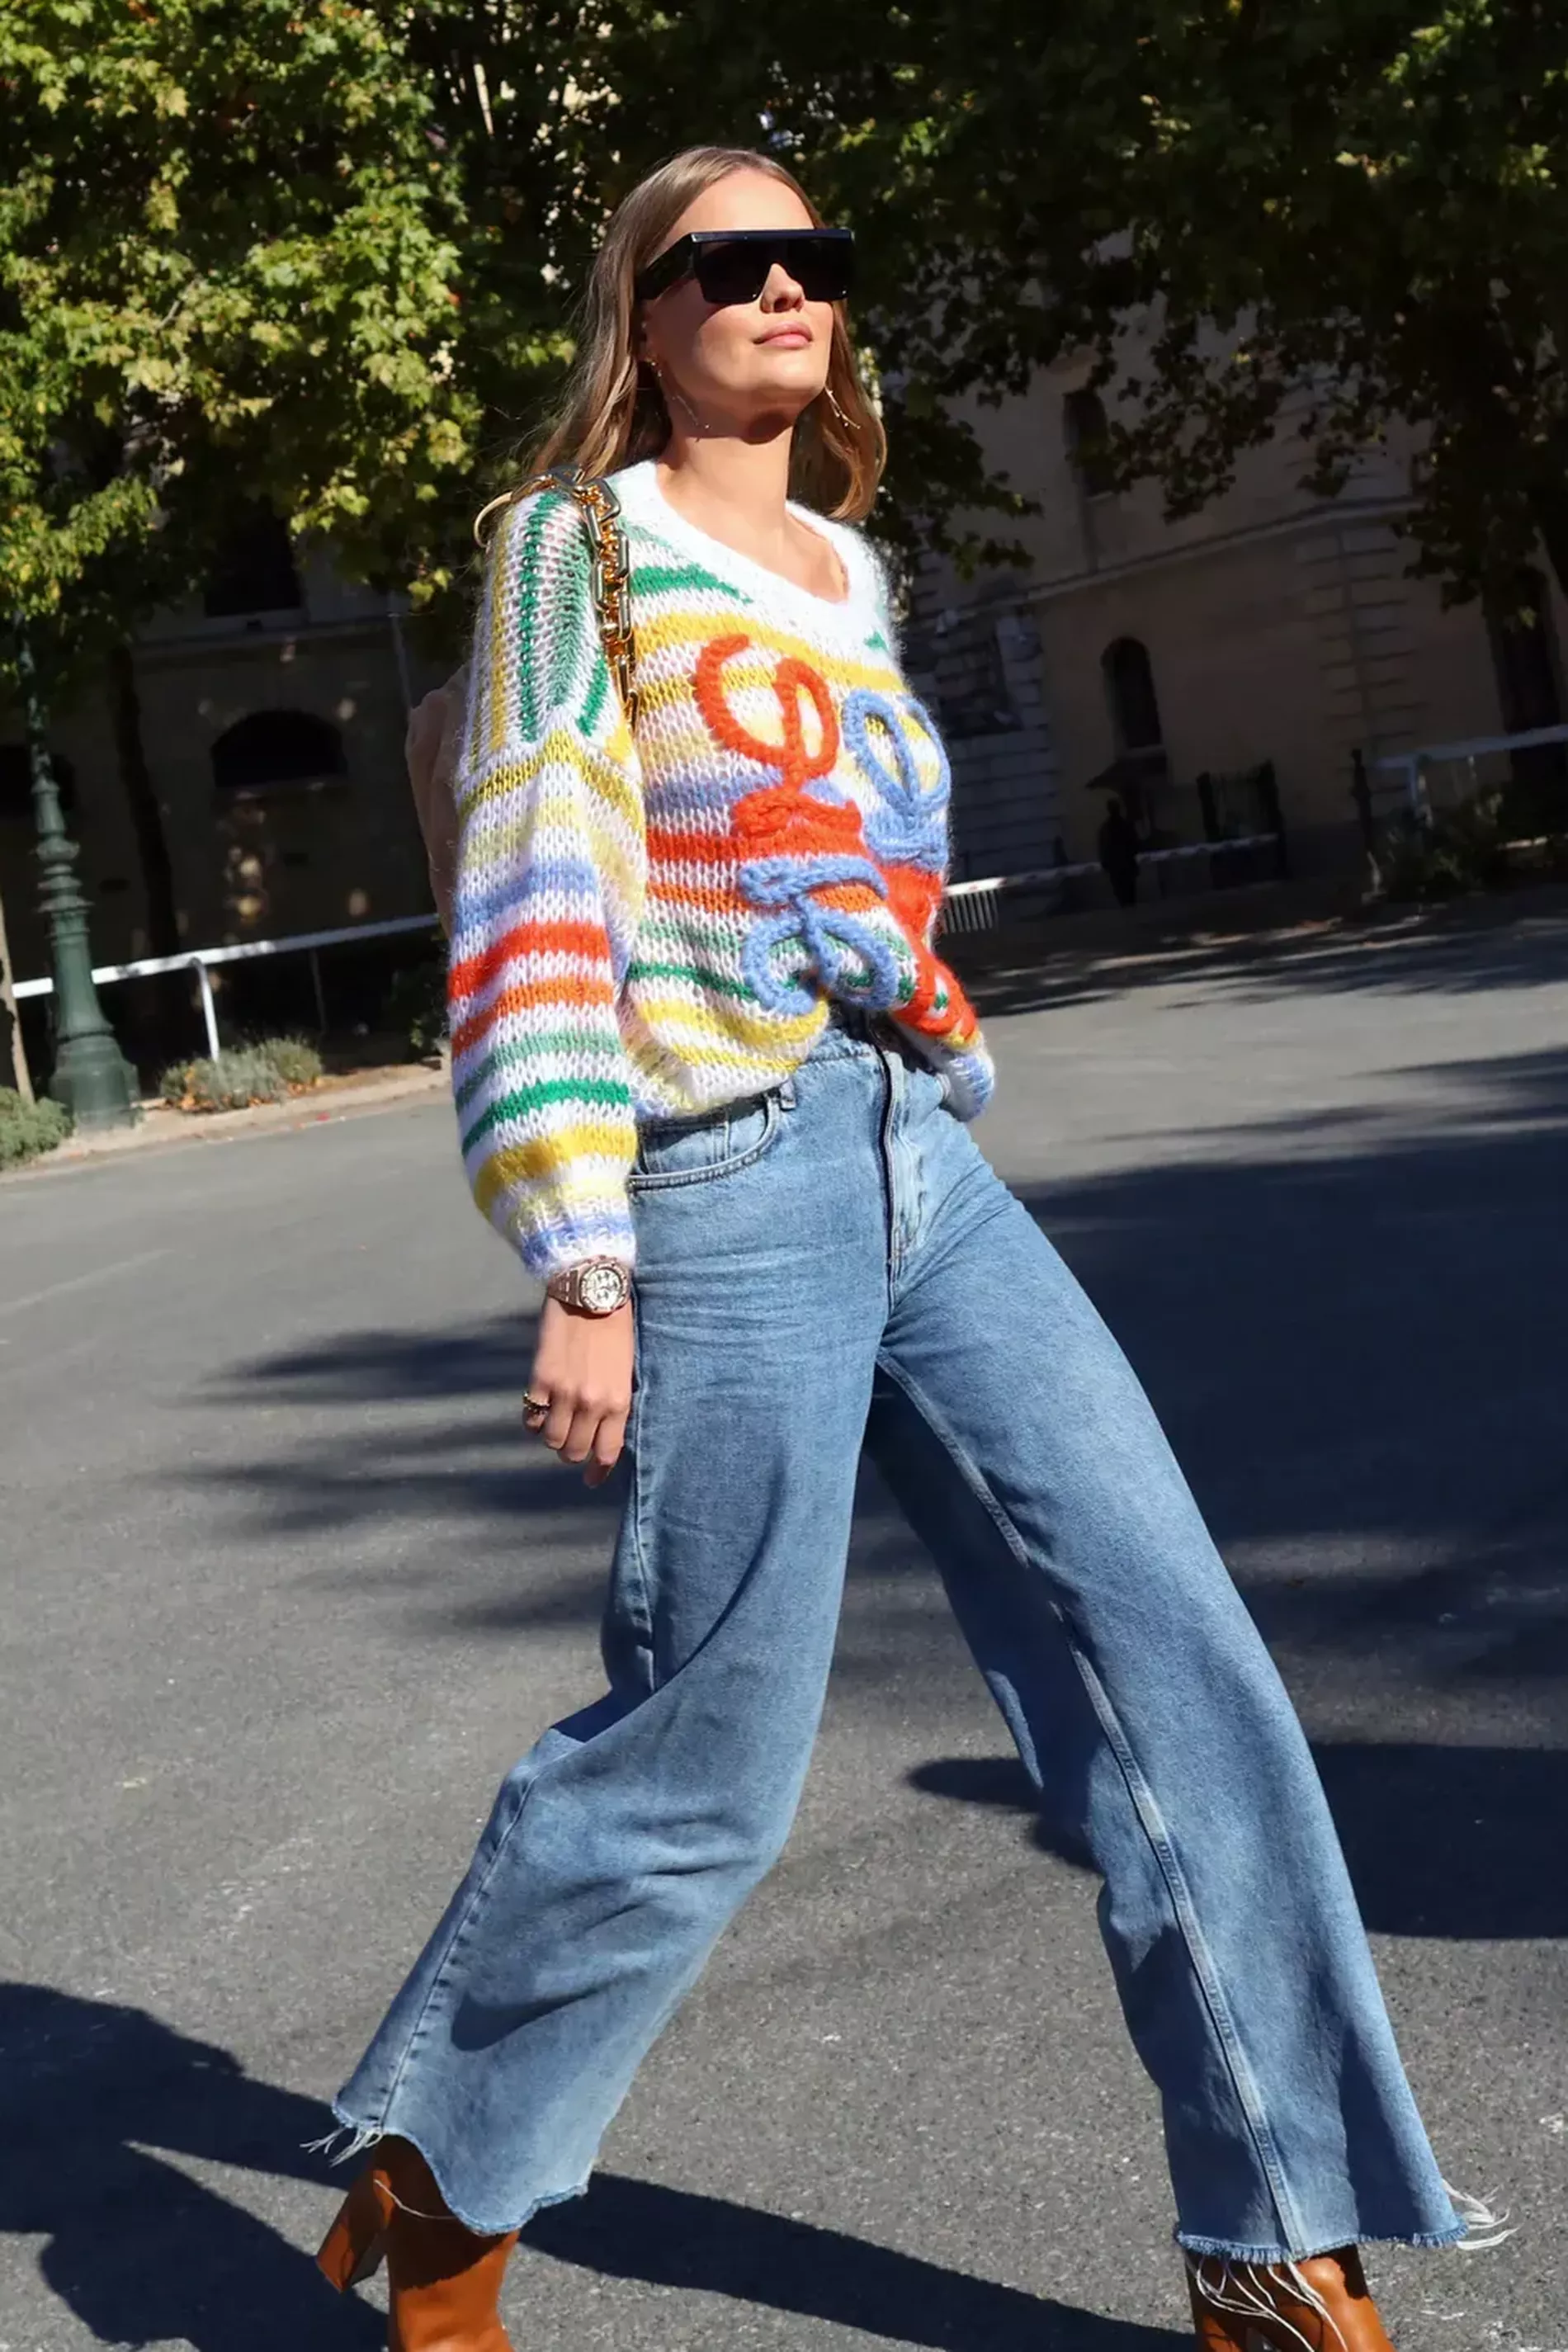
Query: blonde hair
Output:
[[489, 145, 885, 529]]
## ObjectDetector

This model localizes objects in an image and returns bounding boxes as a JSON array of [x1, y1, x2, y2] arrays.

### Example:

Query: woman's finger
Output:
[[541, 1393, 577, 1455], [583, 1403, 630, 1489], [558, 1400, 604, 1467]]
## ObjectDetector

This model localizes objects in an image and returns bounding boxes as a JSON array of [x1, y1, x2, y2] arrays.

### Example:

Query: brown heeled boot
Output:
[[1187, 2246, 1396, 2351], [317, 2137, 520, 2350]]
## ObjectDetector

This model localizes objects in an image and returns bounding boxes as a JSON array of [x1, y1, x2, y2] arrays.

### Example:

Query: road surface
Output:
[[2, 910, 1565, 2350]]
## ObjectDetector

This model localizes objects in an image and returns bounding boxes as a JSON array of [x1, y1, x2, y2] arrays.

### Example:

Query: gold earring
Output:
[[823, 385, 859, 435]]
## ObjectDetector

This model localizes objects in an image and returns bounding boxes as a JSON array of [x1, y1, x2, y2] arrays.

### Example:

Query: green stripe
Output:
[[626, 956, 757, 1003], [454, 1034, 628, 1112], [580, 654, 608, 734], [640, 909, 744, 952], [460, 1074, 633, 1155], [632, 561, 753, 604], [512, 501, 553, 738]]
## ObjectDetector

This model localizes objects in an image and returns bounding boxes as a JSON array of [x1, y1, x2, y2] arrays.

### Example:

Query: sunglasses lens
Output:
[[692, 236, 853, 307], [695, 243, 771, 306], [791, 239, 854, 302]]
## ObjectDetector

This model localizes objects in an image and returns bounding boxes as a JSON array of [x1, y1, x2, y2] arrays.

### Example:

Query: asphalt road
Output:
[[2, 912, 1566, 2352]]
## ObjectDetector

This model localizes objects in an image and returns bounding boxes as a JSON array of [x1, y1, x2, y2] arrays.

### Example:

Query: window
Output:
[[211, 711, 346, 798], [1103, 637, 1164, 753], [1064, 386, 1116, 498], [203, 507, 301, 618]]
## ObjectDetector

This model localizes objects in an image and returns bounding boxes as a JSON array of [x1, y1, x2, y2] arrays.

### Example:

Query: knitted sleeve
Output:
[[446, 490, 648, 1280]]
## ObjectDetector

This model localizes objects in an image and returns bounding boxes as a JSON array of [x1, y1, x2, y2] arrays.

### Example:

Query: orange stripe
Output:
[[449, 918, 612, 999], [451, 975, 616, 1059], [645, 825, 742, 867], [648, 876, 750, 915]]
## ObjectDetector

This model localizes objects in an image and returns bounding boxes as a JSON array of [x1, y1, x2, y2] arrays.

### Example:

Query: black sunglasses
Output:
[[635, 228, 855, 309]]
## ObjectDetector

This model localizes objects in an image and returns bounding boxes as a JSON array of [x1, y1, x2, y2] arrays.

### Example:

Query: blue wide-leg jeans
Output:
[[334, 1025, 1462, 2260]]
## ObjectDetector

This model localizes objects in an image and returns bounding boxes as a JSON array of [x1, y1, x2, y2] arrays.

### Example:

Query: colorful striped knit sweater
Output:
[[449, 458, 995, 1280]]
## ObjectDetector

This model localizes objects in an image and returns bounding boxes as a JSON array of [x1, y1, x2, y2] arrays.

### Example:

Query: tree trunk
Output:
[[108, 640, 179, 958], [0, 884, 34, 1101], [1532, 481, 1568, 607]]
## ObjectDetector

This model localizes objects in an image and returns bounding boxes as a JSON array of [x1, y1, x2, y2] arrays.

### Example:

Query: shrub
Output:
[[1378, 792, 1510, 904], [258, 1034, 323, 1089], [382, 961, 448, 1059], [159, 1033, 324, 1112], [0, 1088, 73, 1167], [160, 1046, 290, 1112]]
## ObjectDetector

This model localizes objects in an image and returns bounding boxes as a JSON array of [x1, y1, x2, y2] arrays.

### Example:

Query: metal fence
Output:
[[13, 911, 441, 1059], [15, 829, 1292, 1060], [1373, 723, 1568, 822], [937, 832, 1284, 934]]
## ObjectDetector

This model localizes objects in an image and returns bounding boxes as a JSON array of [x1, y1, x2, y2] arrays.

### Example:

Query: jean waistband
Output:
[[804, 1004, 915, 1066]]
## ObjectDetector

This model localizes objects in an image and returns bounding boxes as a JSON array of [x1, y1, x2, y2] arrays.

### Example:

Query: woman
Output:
[[315, 146, 1487, 2350]]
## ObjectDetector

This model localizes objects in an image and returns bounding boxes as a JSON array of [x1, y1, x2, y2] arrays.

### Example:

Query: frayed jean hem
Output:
[[315, 2103, 593, 2240], [1175, 2221, 1467, 2260]]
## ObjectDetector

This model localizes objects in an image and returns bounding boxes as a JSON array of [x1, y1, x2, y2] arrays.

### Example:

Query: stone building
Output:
[[914, 362, 1568, 895], [0, 513, 447, 1039]]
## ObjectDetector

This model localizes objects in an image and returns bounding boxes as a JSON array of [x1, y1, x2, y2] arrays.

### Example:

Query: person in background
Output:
[[1098, 791, 1141, 909]]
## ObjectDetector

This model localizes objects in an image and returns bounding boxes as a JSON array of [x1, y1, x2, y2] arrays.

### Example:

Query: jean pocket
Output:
[[627, 1089, 784, 1192]]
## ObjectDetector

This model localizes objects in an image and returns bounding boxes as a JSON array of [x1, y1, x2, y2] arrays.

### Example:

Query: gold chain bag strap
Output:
[[507, 466, 641, 729]]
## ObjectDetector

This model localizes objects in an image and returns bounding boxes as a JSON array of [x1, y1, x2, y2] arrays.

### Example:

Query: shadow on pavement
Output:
[[0, 1984, 379, 2352], [0, 1984, 1180, 2351], [964, 900, 1568, 1022], [909, 1740, 1568, 1942], [531, 2172, 1185, 2349]]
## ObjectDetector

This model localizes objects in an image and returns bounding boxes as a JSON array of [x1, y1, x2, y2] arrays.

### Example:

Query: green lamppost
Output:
[[14, 624, 139, 1130]]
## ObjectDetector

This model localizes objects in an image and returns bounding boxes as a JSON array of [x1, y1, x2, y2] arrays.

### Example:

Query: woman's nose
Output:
[[758, 264, 805, 310]]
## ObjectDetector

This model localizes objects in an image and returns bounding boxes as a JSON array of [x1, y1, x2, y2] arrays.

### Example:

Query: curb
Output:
[[2, 1061, 448, 1187]]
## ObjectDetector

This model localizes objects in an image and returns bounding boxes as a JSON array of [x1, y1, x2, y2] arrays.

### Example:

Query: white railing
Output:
[[1375, 723, 1568, 820], [13, 911, 441, 1058], [15, 828, 1290, 1050], [939, 831, 1282, 933]]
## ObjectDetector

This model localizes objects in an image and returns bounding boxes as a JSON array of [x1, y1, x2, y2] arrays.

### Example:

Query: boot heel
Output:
[[317, 2166, 393, 2292]]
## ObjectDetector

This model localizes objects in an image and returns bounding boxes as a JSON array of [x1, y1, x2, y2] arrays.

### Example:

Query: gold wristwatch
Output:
[[546, 1259, 633, 1315]]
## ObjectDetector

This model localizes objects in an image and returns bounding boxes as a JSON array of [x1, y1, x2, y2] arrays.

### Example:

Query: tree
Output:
[[399, 0, 1568, 615], [313, 3, 1030, 579], [0, 0, 475, 952], [778, 0, 1568, 613]]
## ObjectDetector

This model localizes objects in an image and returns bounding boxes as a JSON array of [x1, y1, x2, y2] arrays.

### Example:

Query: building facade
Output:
[[913, 366, 1568, 890], [0, 517, 447, 999]]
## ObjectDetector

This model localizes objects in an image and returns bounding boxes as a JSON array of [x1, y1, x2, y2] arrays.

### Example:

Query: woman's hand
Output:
[[523, 1296, 635, 1487]]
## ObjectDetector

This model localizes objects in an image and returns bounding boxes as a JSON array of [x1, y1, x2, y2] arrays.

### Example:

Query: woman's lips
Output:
[[758, 328, 811, 347]]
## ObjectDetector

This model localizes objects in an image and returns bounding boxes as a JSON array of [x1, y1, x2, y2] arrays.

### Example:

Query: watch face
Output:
[[580, 1263, 627, 1314]]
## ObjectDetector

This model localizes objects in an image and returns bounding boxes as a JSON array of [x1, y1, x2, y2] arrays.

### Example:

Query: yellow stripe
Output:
[[470, 1123, 636, 1211], [624, 1038, 805, 1093], [636, 612, 902, 693], [460, 730, 645, 842], [631, 994, 824, 1051]]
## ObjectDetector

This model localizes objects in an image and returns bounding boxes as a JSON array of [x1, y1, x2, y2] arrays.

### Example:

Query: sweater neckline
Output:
[[612, 460, 871, 626]]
